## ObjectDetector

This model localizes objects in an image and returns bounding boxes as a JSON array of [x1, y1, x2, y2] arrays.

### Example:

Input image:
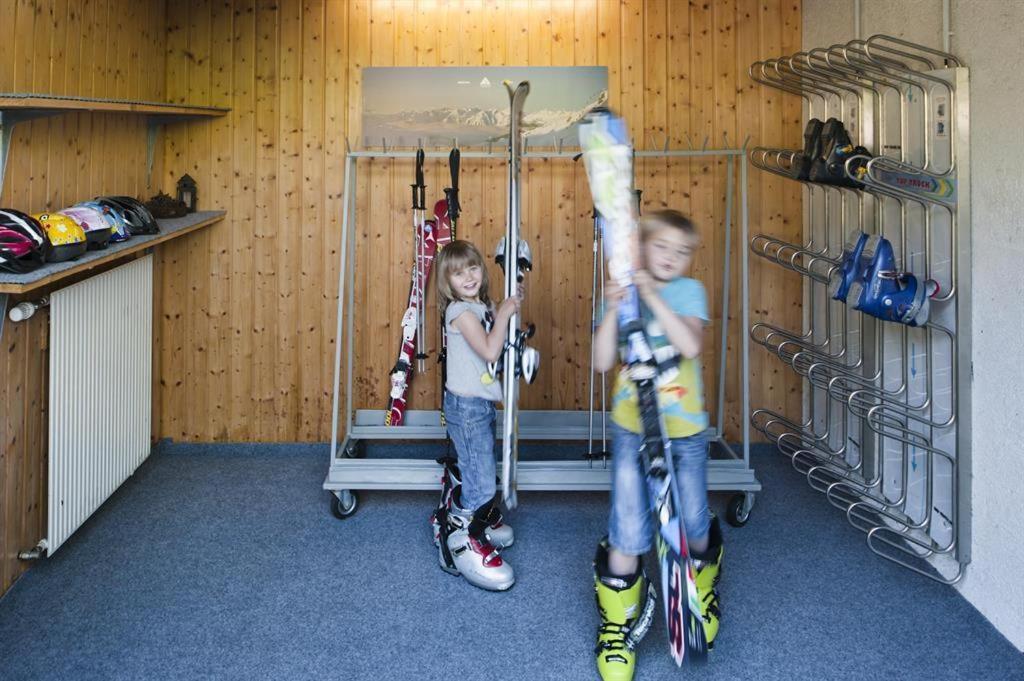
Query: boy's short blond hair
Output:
[[639, 209, 698, 241]]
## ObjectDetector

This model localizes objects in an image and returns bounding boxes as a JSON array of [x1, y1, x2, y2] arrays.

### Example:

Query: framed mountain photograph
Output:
[[361, 66, 608, 148]]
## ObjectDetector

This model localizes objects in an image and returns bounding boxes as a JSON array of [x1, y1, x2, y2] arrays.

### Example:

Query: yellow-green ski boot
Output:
[[593, 539, 656, 681], [691, 516, 724, 648]]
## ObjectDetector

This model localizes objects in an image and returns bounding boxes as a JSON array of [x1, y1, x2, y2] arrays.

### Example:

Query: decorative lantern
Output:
[[176, 174, 197, 213]]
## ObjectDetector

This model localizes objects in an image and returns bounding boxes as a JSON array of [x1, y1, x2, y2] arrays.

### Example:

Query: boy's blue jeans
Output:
[[443, 391, 497, 512], [608, 423, 711, 556]]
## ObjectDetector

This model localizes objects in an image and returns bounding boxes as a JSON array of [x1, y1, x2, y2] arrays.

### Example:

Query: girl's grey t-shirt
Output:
[[445, 301, 504, 402]]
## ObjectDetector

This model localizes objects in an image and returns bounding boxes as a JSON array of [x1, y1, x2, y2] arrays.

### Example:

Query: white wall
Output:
[[803, 0, 1024, 652]]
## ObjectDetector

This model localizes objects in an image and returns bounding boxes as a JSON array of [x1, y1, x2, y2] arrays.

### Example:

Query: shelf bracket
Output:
[[146, 118, 161, 188], [0, 110, 60, 196], [0, 294, 7, 342]]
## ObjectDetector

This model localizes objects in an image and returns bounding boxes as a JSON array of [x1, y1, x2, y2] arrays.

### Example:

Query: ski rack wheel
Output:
[[330, 490, 359, 519], [342, 439, 366, 459], [725, 492, 754, 527]]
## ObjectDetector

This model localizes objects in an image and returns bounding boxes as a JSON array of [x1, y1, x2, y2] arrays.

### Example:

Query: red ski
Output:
[[385, 200, 454, 427]]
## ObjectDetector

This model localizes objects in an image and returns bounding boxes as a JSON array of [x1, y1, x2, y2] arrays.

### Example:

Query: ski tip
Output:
[[686, 612, 709, 665]]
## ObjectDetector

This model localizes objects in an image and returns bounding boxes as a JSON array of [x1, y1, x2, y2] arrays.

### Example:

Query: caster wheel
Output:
[[342, 440, 366, 459], [330, 490, 359, 519], [726, 492, 752, 527]]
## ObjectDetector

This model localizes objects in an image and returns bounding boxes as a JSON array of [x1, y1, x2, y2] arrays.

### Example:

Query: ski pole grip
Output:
[[449, 148, 460, 190], [415, 148, 425, 187]]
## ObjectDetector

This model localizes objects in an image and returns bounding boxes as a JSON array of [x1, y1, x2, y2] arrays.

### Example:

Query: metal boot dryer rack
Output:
[[324, 143, 760, 525], [747, 35, 970, 583]]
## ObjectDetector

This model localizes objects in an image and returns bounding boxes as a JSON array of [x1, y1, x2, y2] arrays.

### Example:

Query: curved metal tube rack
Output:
[[747, 35, 970, 583]]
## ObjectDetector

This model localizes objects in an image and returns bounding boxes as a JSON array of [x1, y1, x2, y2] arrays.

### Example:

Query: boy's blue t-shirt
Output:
[[602, 276, 710, 438]]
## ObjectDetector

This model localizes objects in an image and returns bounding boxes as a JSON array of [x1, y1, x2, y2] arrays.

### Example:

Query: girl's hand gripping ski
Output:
[[500, 80, 534, 510], [579, 107, 708, 666]]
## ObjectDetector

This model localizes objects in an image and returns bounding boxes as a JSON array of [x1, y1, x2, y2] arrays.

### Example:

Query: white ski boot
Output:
[[441, 503, 515, 592], [430, 459, 514, 549]]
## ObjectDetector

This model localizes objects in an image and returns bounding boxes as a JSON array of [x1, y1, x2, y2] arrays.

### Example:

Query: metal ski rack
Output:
[[325, 145, 760, 524], [747, 35, 970, 583]]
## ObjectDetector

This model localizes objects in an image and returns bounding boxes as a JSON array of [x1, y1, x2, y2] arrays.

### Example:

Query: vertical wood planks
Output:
[[148, 0, 804, 443], [320, 0, 348, 438], [185, 0, 212, 440], [230, 0, 257, 441], [253, 0, 279, 441], [206, 0, 234, 440], [299, 0, 325, 441], [276, 0, 302, 437]]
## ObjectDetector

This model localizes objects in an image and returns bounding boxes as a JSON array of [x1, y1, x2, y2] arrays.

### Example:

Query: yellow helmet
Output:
[[34, 212, 88, 263]]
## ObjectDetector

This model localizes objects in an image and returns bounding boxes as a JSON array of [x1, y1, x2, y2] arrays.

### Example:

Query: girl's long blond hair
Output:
[[435, 239, 492, 314]]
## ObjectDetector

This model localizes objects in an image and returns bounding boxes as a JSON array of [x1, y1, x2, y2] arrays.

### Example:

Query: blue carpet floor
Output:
[[0, 442, 1020, 681]]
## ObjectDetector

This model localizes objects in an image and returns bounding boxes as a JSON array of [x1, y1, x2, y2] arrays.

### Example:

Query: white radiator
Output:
[[47, 256, 153, 554]]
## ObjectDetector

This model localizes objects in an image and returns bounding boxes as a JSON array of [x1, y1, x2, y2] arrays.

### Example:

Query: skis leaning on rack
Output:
[[438, 148, 461, 431], [495, 80, 539, 510], [579, 107, 708, 665], [386, 149, 452, 426]]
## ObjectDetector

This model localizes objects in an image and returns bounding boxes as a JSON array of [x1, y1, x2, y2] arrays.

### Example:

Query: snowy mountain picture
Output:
[[362, 66, 608, 147]]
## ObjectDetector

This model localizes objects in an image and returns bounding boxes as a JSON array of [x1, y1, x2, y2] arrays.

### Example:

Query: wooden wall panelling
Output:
[[734, 0, 760, 438], [159, 1, 189, 440], [184, 0, 212, 441], [300, 0, 326, 441], [320, 0, 347, 439], [0, 0, 169, 598], [0, 307, 48, 596], [347, 0, 369, 417], [573, 0, 597, 415], [276, 0, 301, 438], [230, 0, 257, 441], [754, 0, 788, 422], [206, 0, 233, 441], [253, 0, 279, 442], [363, 0, 392, 412], [523, 0, 550, 410], [779, 0, 803, 423], [0, 1, 12, 91], [549, 1, 575, 410], [712, 0, 738, 433], [157, 0, 804, 443]]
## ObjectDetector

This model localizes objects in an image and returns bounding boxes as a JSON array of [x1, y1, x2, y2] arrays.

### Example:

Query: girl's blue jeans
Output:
[[443, 391, 498, 512]]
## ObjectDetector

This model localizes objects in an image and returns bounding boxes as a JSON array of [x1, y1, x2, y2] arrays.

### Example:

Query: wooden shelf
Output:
[[0, 94, 229, 118], [0, 211, 226, 295]]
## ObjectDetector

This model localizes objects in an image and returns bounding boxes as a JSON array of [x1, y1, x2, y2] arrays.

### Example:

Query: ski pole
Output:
[[446, 147, 460, 239], [412, 148, 426, 372], [598, 215, 608, 465], [587, 206, 599, 465]]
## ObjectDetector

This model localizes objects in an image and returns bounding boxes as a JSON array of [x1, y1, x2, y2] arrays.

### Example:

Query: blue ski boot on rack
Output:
[[847, 236, 939, 327], [828, 230, 872, 302]]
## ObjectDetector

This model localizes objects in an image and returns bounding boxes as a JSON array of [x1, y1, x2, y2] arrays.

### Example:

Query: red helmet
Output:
[[0, 209, 47, 273]]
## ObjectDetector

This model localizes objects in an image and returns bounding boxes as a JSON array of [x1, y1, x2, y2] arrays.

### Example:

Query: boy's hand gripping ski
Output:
[[579, 107, 708, 665]]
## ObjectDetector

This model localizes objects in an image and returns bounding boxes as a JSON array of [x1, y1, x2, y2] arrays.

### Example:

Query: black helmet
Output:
[[94, 196, 160, 235]]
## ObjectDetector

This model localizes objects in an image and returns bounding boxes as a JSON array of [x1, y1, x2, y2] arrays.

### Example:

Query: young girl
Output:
[[430, 239, 522, 591], [591, 210, 724, 680]]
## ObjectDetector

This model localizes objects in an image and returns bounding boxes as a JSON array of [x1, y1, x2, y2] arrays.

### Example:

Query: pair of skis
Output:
[[579, 108, 708, 665], [386, 150, 454, 427], [496, 80, 540, 510]]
